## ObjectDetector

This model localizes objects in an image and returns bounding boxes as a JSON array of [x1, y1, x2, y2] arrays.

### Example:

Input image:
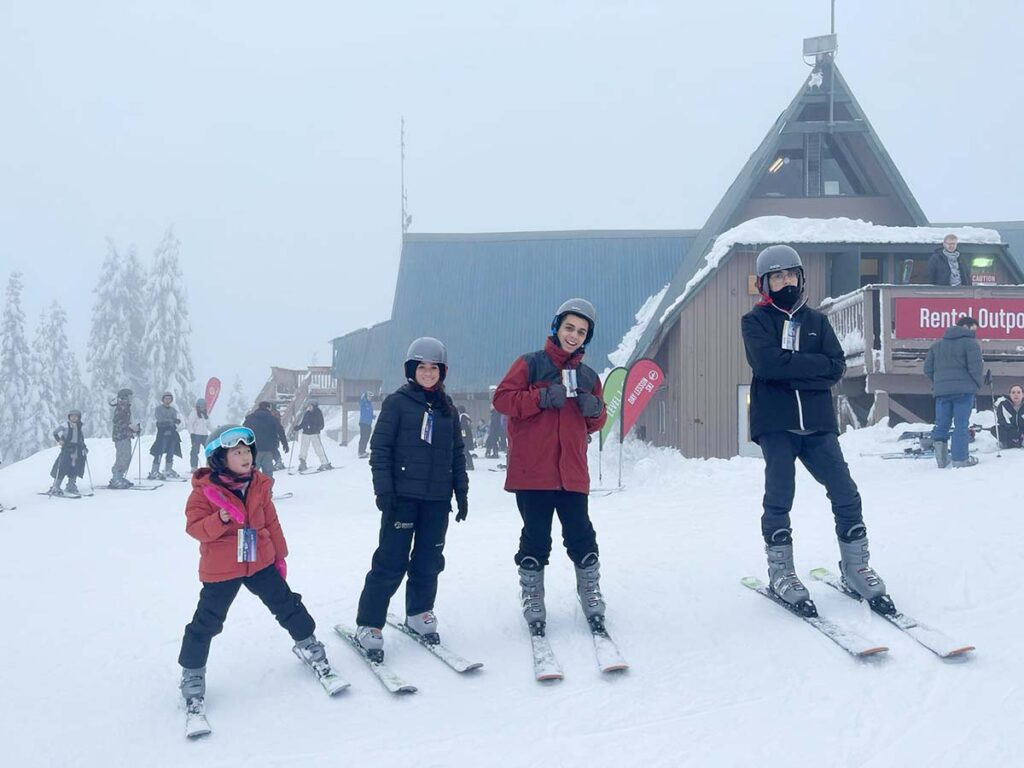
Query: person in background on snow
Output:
[[924, 315, 984, 468], [358, 391, 374, 459], [927, 233, 973, 287], [49, 409, 88, 496], [177, 425, 338, 720], [271, 406, 287, 470], [742, 245, 894, 618], [485, 404, 502, 458], [291, 400, 332, 472], [243, 401, 289, 480], [184, 398, 210, 472], [995, 384, 1024, 449], [458, 406, 475, 471], [354, 337, 469, 661], [108, 388, 140, 489], [494, 298, 609, 638], [149, 391, 183, 480]]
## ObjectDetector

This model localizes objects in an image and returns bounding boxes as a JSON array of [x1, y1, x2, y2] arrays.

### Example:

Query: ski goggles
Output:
[[204, 427, 256, 458]]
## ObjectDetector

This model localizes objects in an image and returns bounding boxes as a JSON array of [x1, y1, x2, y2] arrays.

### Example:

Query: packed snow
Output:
[[607, 284, 669, 368], [1, 420, 1020, 767], [659, 216, 1005, 324]]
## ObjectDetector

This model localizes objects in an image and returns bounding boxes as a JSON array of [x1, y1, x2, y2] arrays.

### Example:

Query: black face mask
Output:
[[769, 285, 801, 310]]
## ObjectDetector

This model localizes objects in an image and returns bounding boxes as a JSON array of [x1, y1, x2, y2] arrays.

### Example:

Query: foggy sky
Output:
[[2, 1, 1021, 401]]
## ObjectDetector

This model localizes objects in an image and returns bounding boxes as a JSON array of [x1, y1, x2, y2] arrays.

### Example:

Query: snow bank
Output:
[[607, 284, 669, 368]]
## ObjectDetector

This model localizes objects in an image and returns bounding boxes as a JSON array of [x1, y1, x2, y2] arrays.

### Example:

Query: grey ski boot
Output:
[[292, 635, 333, 680], [180, 666, 206, 701], [934, 440, 950, 469], [355, 626, 384, 663], [838, 524, 895, 614], [405, 611, 440, 645], [518, 556, 547, 636], [765, 529, 816, 617], [574, 552, 607, 633]]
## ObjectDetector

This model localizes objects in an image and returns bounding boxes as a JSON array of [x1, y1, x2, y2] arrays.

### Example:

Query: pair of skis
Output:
[[185, 641, 352, 738], [530, 618, 630, 681], [287, 466, 339, 476], [742, 569, 974, 659], [38, 490, 94, 499], [333, 616, 484, 695]]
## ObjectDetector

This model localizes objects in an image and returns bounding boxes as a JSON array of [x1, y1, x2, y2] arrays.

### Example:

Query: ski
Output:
[[809, 568, 975, 658], [38, 491, 83, 499], [0, 505, 14, 512], [586, 618, 629, 673], [291, 647, 351, 695], [741, 577, 888, 658], [385, 614, 483, 673], [527, 626, 564, 682], [96, 484, 162, 491], [184, 698, 212, 739], [333, 624, 417, 694], [271, 492, 294, 501]]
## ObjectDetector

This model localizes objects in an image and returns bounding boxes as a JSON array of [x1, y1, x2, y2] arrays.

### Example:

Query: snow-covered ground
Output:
[[1, 422, 1020, 767]]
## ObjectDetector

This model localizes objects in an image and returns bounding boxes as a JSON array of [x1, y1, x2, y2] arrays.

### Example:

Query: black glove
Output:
[[283, 444, 290, 453], [576, 391, 602, 418], [455, 493, 468, 523], [375, 494, 394, 514], [539, 383, 567, 409]]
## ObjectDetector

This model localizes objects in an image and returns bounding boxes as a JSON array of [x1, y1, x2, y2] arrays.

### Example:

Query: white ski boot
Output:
[[405, 611, 440, 645], [355, 626, 384, 662]]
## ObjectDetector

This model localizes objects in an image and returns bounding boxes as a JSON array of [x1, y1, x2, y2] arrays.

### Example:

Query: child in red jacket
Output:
[[176, 425, 343, 735]]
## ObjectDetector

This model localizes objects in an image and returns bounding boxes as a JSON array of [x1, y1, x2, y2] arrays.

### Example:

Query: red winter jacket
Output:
[[494, 338, 606, 494], [184, 469, 288, 583]]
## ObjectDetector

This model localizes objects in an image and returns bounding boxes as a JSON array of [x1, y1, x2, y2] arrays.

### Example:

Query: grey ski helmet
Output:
[[117, 388, 132, 400], [755, 244, 803, 279], [196, 398, 207, 409], [308, 399, 319, 408], [161, 391, 173, 401], [405, 337, 448, 382], [68, 409, 82, 419], [551, 298, 597, 346]]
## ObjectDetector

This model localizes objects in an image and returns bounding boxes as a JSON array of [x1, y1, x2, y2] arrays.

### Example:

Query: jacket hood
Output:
[[942, 325, 976, 341]]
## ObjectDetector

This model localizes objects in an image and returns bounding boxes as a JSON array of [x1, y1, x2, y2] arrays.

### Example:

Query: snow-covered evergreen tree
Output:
[[0, 273, 36, 461], [29, 311, 60, 452], [87, 241, 143, 437], [141, 227, 196, 423], [122, 245, 148, 405], [37, 302, 85, 422], [224, 376, 249, 425]]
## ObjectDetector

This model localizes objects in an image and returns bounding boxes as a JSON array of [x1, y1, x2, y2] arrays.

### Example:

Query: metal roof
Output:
[[334, 230, 695, 392]]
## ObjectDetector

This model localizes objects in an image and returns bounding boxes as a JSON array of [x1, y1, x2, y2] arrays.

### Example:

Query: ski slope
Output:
[[0, 422, 1019, 767]]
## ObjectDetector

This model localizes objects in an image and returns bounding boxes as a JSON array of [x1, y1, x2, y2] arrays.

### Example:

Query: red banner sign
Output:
[[621, 359, 665, 439], [894, 298, 1024, 340], [205, 377, 222, 414]]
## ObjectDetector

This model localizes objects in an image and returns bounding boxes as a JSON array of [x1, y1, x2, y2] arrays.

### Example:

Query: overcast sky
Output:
[[2, 0, 1021, 399]]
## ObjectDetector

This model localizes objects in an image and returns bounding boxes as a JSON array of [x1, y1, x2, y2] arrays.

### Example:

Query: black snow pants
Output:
[[758, 430, 865, 544], [514, 490, 598, 568], [178, 564, 315, 669], [356, 497, 450, 628]]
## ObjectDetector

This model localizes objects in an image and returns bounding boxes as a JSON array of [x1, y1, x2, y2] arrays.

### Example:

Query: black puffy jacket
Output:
[[370, 384, 469, 502], [243, 408, 289, 453], [741, 300, 845, 442], [296, 407, 325, 435]]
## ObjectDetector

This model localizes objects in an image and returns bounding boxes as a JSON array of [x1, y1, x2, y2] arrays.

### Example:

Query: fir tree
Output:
[[141, 226, 196, 423], [0, 273, 35, 461], [225, 376, 249, 424], [29, 311, 60, 452], [38, 302, 86, 423], [87, 242, 133, 436]]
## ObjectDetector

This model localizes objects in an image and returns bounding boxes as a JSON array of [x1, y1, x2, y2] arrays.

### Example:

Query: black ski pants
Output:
[[514, 490, 598, 568], [356, 497, 450, 628], [178, 564, 315, 669], [357, 424, 371, 455], [758, 430, 864, 544]]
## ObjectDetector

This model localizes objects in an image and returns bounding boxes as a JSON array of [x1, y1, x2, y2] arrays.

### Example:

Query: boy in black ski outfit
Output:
[[50, 410, 88, 495], [741, 244, 894, 617]]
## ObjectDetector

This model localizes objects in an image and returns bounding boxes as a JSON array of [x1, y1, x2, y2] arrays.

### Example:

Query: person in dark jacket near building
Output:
[[291, 400, 332, 472], [484, 404, 503, 458], [741, 245, 893, 617], [149, 392, 183, 480], [243, 402, 289, 480], [458, 406, 475, 471], [924, 315, 984, 468], [494, 298, 609, 637], [109, 388, 139, 488], [995, 384, 1024, 449], [354, 337, 470, 660], [49, 409, 88, 495], [358, 391, 374, 459], [927, 234, 973, 287]]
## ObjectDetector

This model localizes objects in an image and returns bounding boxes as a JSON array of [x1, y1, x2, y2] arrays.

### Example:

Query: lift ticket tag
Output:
[[782, 319, 801, 351], [237, 528, 257, 563], [420, 410, 434, 444], [562, 368, 578, 397]]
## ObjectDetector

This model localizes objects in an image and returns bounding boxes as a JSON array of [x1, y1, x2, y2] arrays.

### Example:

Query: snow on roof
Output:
[[608, 284, 669, 368], [658, 216, 1004, 325]]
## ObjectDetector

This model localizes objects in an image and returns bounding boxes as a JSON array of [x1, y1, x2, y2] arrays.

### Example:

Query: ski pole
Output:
[[85, 454, 95, 493]]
